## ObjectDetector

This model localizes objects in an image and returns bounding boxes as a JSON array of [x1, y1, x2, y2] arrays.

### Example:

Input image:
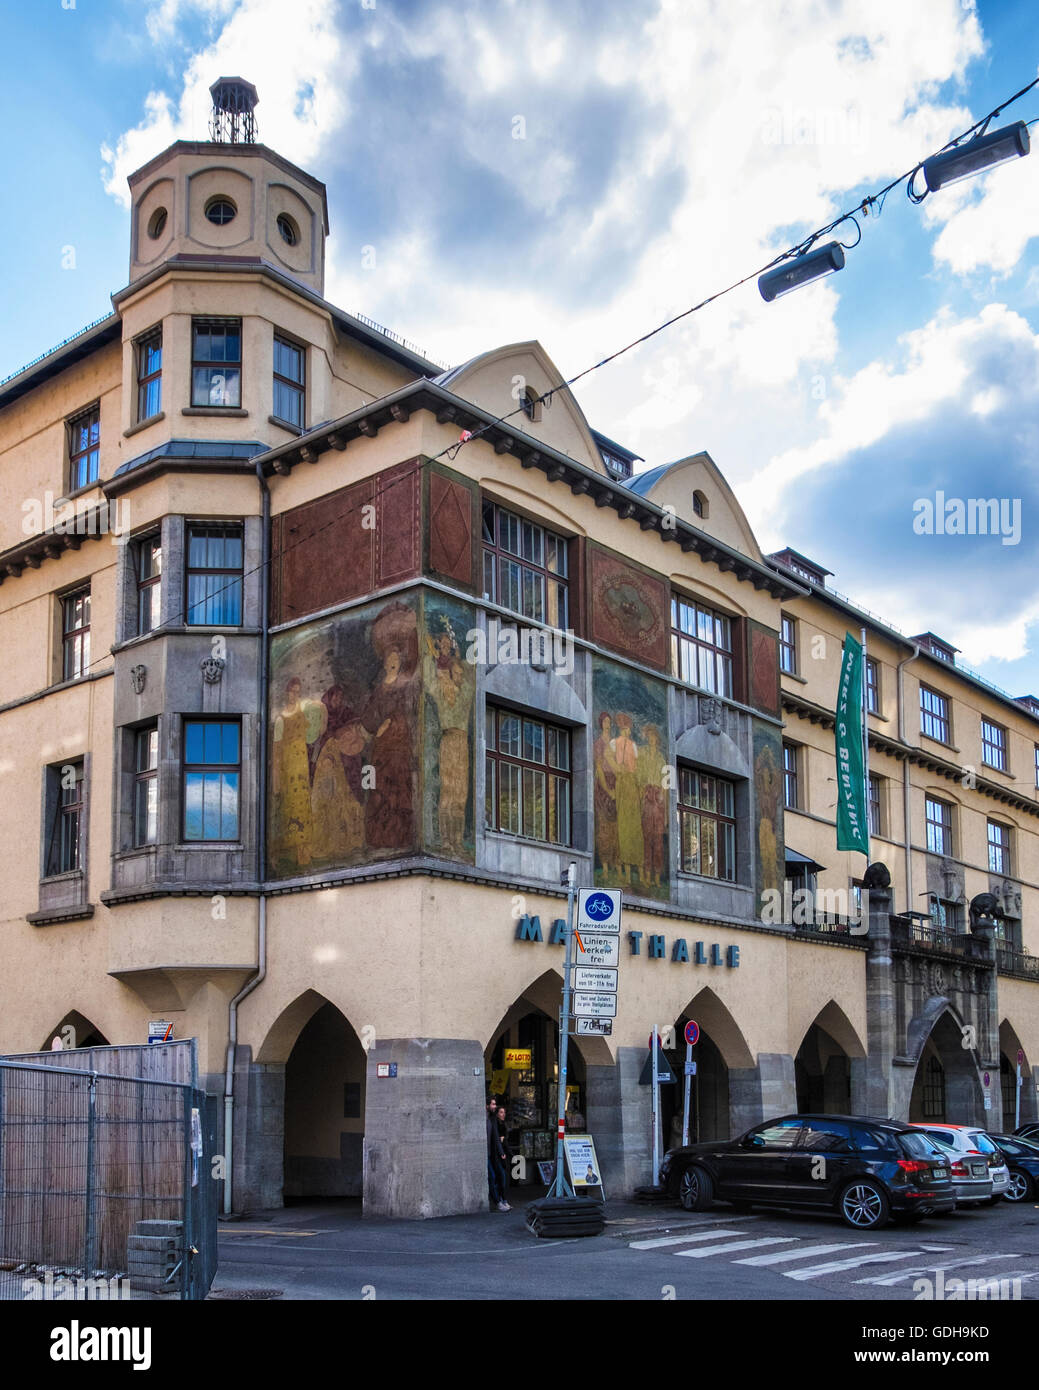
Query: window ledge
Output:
[[781, 670, 807, 685], [175, 842, 243, 851], [483, 829, 581, 854], [920, 733, 959, 755], [268, 415, 303, 436], [62, 480, 104, 503], [124, 412, 165, 439], [981, 761, 1013, 780], [27, 904, 94, 927], [182, 407, 249, 417]]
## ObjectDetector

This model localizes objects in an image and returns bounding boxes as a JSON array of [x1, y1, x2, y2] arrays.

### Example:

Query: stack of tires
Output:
[[524, 1197, 605, 1238]]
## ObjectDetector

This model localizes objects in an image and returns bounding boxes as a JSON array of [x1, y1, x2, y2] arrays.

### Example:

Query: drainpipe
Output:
[[897, 640, 921, 917], [223, 461, 271, 1215]]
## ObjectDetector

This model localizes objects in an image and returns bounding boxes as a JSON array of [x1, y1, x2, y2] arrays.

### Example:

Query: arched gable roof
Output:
[[626, 451, 764, 562], [435, 341, 607, 476]]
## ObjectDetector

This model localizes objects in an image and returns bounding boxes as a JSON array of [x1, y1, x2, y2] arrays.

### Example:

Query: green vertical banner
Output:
[[835, 632, 868, 853]]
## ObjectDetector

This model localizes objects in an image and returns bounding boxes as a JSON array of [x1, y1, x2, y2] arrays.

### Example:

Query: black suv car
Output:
[[659, 1115, 956, 1229]]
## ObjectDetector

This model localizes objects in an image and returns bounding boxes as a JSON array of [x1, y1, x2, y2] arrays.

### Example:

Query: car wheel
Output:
[[839, 1180, 890, 1230], [678, 1166, 714, 1213], [1005, 1170, 1033, 1203]]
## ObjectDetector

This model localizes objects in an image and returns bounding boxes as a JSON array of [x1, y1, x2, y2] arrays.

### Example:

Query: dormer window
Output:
[[520, 387, 541, 423], [692, 490, 709, 519]]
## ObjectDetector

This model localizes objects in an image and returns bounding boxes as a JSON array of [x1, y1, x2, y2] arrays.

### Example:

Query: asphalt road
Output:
[[210, 1192, 1039, 1303]]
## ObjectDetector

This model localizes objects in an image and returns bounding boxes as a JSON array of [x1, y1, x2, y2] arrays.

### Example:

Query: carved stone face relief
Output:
[[200, 656, 225, 684], [130, 664, 146, 694], [701, 696, 722, 735]]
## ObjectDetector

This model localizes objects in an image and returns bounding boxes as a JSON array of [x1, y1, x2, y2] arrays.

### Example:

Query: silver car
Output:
[[911, 1125, 1007, 1205]]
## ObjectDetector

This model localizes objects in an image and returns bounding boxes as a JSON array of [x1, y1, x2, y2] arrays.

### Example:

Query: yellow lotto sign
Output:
[[504, 1048, 532, 1070]]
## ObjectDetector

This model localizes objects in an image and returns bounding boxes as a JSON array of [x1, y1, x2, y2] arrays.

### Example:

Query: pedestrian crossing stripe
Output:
[[629, 1228, 748, 1250], [676, 1236, 799, 1259], [735, 1241, 875, 1266], [855, 1252, 1027, 1286], [783, 1248, 955, 1280]]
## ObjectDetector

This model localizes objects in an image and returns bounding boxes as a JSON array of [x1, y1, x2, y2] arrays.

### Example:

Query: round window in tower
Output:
[[147, 207, 168, 240], [205, 196, 237, 226], [277, 214, 300, 247]]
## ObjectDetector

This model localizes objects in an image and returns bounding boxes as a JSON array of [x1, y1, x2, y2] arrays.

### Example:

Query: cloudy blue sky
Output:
[[3, 0, 1038, 695]]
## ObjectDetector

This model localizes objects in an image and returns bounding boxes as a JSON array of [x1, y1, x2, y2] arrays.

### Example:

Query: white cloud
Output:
[[927, 144, 1039, 276]]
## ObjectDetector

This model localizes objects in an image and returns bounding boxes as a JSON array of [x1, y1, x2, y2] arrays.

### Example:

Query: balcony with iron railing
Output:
[[996, 945, 1039, 982]]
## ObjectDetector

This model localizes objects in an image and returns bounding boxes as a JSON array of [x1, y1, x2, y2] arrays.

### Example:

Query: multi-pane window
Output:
[[482, 502, 568, 629], [865, 658, 879, 714], [925, 796, 952, 856], [68, 405, 100, 490], [183, 720, 240, 841], [185, 524, 243, 625], [136, 327, 162, 421], [782, 743, 799, 810], [134, 726, 159, 847], [273, 334, 305, 428], [779, 614, 797, 674], [484, 706, 570, 844], [868, 774, 881, 836], [61, 588, 90, 682], [191, 319, 242, 407], [920, 685, 950, 743], [1034, 744, 1039, 790], [987, 820, 1011, 876], [922, 1056, 946, 1120], [670, 595, 733, 698], [981, 719, 1007, 771], [46, 761, 84, 876], [135, 534, 162, 634], [678, 768, 736, 880]]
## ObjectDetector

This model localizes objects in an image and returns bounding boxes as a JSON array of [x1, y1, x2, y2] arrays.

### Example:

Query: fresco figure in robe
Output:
[[361, 601, 419, 851], [755, 739, 781, 897], [424, 620, 474, 857], [272, 675, 326, 868], [593, 712, 619, 877], [611, 713, 644, 884], [637, 722, 667, 889], [310, 685, 366, 863]]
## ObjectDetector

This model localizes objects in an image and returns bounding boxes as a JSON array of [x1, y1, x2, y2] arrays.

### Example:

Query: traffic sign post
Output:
[[1017, 1050, 1024, 1130], [651, 1024, 661, 1189], [681, 1019, 698, 1148], [549, 863, 579, 1199]]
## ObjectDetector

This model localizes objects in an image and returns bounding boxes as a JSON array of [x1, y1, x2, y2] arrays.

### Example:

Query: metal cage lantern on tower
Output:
[[209, 77, 259, 144]]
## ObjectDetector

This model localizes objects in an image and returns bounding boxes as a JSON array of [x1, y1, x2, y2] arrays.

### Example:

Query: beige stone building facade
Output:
[[0, 98, 1035, 1218]]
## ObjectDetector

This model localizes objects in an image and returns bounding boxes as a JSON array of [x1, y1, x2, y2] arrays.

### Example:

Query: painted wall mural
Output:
[[752, 719, 784, 916], [592, 657, 670, 902], [587, 543, 669, 671], [749, 621, 781, 717], [269, 595, 421, 877], [422, 592, 477, 861]]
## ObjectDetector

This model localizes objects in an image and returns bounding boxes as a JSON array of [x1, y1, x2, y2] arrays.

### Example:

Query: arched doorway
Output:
[[484, 970, 596, 1191], [999, 1020, 1035, 1127], [908, 1010, 982, 1123], [41, 1011, 110, 1051], [794, 1002, 864, 1116], [273, 994, 367, 1201], [660, 987, 754, 1147]]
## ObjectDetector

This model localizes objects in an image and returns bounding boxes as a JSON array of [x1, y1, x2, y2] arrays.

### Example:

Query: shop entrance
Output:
[[794, 1003, 863, 1115], [658, 988, 753, 1148], [908, 1010, 982, 1123], [485, 972, 587, 1190]]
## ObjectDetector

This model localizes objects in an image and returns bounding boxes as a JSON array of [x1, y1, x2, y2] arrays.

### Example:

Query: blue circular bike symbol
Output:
[[585, 893, 615, 920]]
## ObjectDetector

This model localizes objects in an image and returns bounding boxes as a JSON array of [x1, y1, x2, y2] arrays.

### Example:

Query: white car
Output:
[[911, 1124, 1009, 1205]]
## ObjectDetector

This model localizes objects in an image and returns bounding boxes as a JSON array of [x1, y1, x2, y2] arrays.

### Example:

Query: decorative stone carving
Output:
[[129, 664, 146, 694], [200, 656, 225, 684], [701, 696, 723, 735], [928, 962, 946, 997], [1000, 879, 1022, 918]]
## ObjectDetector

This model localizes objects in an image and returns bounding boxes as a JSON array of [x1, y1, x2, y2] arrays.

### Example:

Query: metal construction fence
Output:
[[0, 1059, 217, 1301]]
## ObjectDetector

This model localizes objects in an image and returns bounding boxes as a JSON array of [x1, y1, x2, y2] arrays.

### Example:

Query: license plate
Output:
[[971, 1164, 986, 1177], [932, 1168, 947, 1180]]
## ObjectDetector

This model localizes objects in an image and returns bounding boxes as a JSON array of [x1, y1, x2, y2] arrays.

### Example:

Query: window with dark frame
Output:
[[134, 726, 159, 847], [481, 501, 569, 629], [136, 327, 162, 421], [1035, 744, 1039, 790], [191, 319, 242, 407], [134, 534, 162, 635], [273, 333, 305, 428], [866, 658, 879, 714], [925, 796, 952, 856], [782, 743, 799, 810], [987, 819, 1010, 875], [484, 706, 570, 845], [670, 594, 733, 698], [62, 588, 90, 682], [68, 405, 100, 490], [185, 524, 243, 625], [182, 719, 240, 841], [46, 760, 84, 876], [779, 613, 797, 674], [922, 1056, 945, 1120], [868, 773, 881, 836], [981, 718, 1007, 771], [677, 767, 736, 880], [920, 685, 950, 743]]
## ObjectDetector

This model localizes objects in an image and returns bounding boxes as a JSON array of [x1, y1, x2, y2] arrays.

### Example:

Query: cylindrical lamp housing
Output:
[[758, 241, 845, 302], [923, 120, 1030, 193]]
